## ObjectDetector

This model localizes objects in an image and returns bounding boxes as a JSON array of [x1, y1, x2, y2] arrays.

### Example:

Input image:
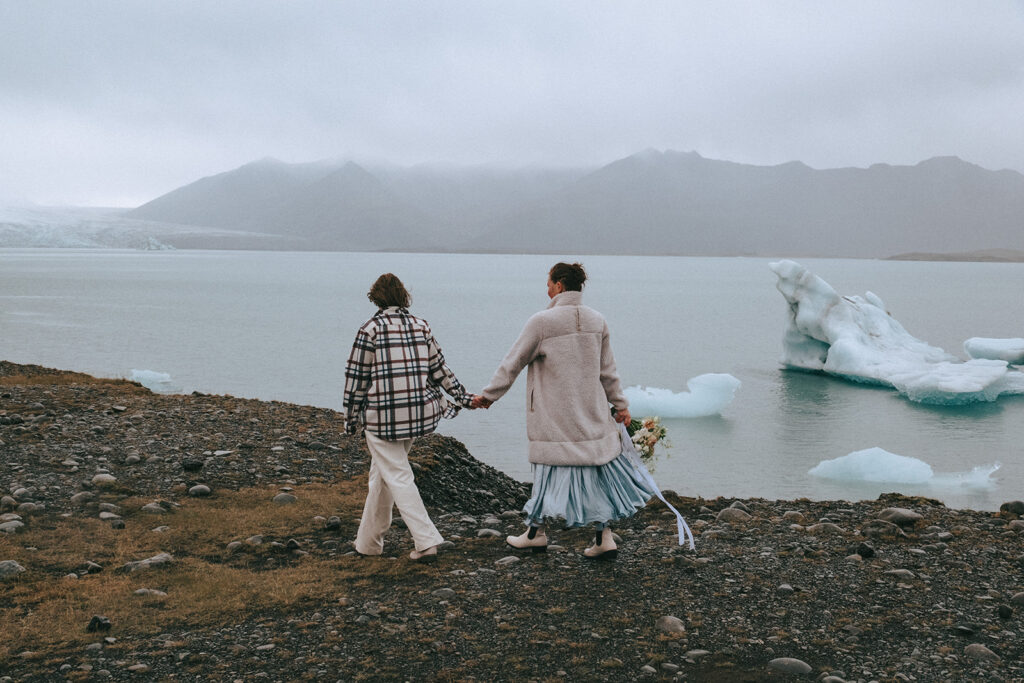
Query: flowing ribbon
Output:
[[619, 423, 696, 550]]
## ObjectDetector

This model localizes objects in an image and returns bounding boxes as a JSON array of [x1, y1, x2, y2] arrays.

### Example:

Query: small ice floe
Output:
[[770, 259, 1024, 405], [964, 338, 1024, 364], [129, 369, 180, 394], [809, 447, 999, 489], [624, 373, 740, 417]]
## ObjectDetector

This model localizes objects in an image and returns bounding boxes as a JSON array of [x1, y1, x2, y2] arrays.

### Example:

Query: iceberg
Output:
[[770, 259, 1024, 404], [809, 447, 999, 490], [624, 373, 740, 417], [130, 369, 180, 394], [809, 447, 933, 484], [964, 337, 1024, 364]]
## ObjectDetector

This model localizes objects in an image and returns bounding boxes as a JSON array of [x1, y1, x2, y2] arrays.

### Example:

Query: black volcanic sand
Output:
[[2, 361, 1024, 682]]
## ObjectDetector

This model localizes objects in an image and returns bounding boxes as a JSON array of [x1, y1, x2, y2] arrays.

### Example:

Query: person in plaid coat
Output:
[[344, 273, 476, 562]]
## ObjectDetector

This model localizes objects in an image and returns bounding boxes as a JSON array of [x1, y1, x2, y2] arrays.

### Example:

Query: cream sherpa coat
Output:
[[481, 290, 628, 466]]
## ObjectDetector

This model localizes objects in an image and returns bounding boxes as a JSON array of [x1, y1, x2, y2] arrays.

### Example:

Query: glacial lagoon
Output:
[[2, 249, 1022, 509]]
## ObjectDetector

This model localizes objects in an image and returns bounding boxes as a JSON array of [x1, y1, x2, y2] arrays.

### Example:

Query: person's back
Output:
[[344, 272, 476, 562], [511, 292, 624, 465], [474, 261, 649, 561], [352, 307, 458, 441]]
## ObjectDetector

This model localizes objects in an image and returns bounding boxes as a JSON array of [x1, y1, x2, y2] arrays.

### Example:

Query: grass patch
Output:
[[0, 480, 437, 660], [0, 370, 147, 393]]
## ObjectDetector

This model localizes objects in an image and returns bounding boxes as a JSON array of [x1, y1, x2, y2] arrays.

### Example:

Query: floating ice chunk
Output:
[[809, 447, 934, 484], [130, 369, 180, 393], [931, 463, 1002, 490], [809, 447, 999, 489], [624, 373, 740, 417], [964, 337, 1024, 364], [887, 358, 1013, 405], [770, 259, 1024, 404]]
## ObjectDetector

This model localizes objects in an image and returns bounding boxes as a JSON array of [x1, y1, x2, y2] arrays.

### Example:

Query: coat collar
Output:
[[547, 290, 583, 309], [377, 306, 408, 316]]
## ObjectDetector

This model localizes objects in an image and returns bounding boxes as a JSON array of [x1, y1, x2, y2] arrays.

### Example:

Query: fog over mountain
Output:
[[124, 150, 1024, 258]]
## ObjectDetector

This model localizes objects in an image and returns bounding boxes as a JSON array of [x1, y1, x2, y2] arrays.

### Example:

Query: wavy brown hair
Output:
[[549, 262, 587, 291], [367, 273, 411, 309]]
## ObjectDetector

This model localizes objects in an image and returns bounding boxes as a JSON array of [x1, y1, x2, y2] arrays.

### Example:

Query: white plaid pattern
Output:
[[343, 307, 471, 440]]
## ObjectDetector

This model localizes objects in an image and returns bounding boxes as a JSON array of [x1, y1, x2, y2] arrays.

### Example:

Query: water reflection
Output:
[[771, 368, 1014, 509], [777, 368, 833, 417], [902, 395, 1006, 418]]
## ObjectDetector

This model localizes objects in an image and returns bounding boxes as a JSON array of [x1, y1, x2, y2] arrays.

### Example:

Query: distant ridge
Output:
[[128, 151, 1024, 257], [130, 157, 332, 230], [886, 248, 1024, 262]]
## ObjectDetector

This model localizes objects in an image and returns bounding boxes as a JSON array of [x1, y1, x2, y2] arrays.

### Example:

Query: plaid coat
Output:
[[343, 306, 472, 440]]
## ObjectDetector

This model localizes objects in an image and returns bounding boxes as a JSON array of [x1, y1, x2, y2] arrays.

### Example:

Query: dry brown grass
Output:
[[0, 373, 147, 393], [0, 481, 434, 660]]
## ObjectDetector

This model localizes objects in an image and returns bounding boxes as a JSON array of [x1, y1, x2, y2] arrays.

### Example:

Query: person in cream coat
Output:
[[473, 262, 654, 560]]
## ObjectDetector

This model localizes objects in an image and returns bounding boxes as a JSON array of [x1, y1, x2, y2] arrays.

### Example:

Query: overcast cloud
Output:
[[2, 1, 1024, 206]]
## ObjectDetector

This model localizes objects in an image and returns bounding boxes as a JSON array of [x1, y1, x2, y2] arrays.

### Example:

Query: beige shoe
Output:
[[409, 545, 438, 562], [583, 529, 618, 561], [506, 527, 548, 553]]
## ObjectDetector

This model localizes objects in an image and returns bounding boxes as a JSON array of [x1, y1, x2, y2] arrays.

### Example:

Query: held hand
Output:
[[613, 408, 631, 425], [471, 394, 493, 409]]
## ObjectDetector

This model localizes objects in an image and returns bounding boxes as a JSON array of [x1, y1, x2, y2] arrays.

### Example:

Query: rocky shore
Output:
[[2, 361, 1024, 682]]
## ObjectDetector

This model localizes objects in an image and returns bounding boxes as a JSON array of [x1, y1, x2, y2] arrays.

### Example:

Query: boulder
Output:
[[999, 500, 1024, 517], [877, 507, 923, 527], [0, 560, 26, 580], [91, 473, 118, 488], [118, 552, 174, 573], [767, 657, 812, 675], [655, 615, 686, 634], [716, 508, 751, 524]]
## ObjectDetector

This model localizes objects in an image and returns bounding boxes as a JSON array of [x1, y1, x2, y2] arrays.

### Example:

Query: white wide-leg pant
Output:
[[354, 432, 444, 554]]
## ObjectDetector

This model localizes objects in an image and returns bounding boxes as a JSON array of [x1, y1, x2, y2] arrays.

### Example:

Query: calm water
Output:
[[2, 248, 1022, 510]]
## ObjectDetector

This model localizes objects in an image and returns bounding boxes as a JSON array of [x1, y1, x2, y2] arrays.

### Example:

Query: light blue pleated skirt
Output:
[[522, 451, 656, 528]]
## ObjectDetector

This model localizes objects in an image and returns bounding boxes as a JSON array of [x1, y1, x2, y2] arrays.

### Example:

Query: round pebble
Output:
[[91, 474, 117, 488], [476, 528, 502, 538], [964, 643, 1000, 661], [0, 560, 26, 580], [716, 507, 751, 523], [767, 657, 812, 674], [655, 615, 686, 633], [877, 507, 923, 526]]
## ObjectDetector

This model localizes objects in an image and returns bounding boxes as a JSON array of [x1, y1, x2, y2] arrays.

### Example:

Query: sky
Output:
[[2, 1, 1024, 207]]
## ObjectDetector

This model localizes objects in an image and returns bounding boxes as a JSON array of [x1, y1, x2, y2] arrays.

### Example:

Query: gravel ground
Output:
[[2, 361, 1024, 682]]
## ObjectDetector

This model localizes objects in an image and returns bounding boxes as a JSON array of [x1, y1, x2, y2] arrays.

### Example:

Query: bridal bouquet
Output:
[[627, 416, 670, 464]]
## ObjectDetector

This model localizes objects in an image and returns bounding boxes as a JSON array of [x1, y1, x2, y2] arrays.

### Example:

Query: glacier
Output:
[[624, 373, 740, 417], [770, 259, 1024, 405], [0, 206, 176, 249], [0, 205, 299, 250]]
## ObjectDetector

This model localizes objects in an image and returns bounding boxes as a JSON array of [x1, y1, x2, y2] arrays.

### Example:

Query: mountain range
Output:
[[126, 150, 1024, 258]]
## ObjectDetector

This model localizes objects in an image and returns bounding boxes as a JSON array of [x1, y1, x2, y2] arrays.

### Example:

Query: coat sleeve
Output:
[[426, 330, 472, 408], [480, 313, 544, 403], [599, 320, 629, 412], [342, 324, 375, 434]]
